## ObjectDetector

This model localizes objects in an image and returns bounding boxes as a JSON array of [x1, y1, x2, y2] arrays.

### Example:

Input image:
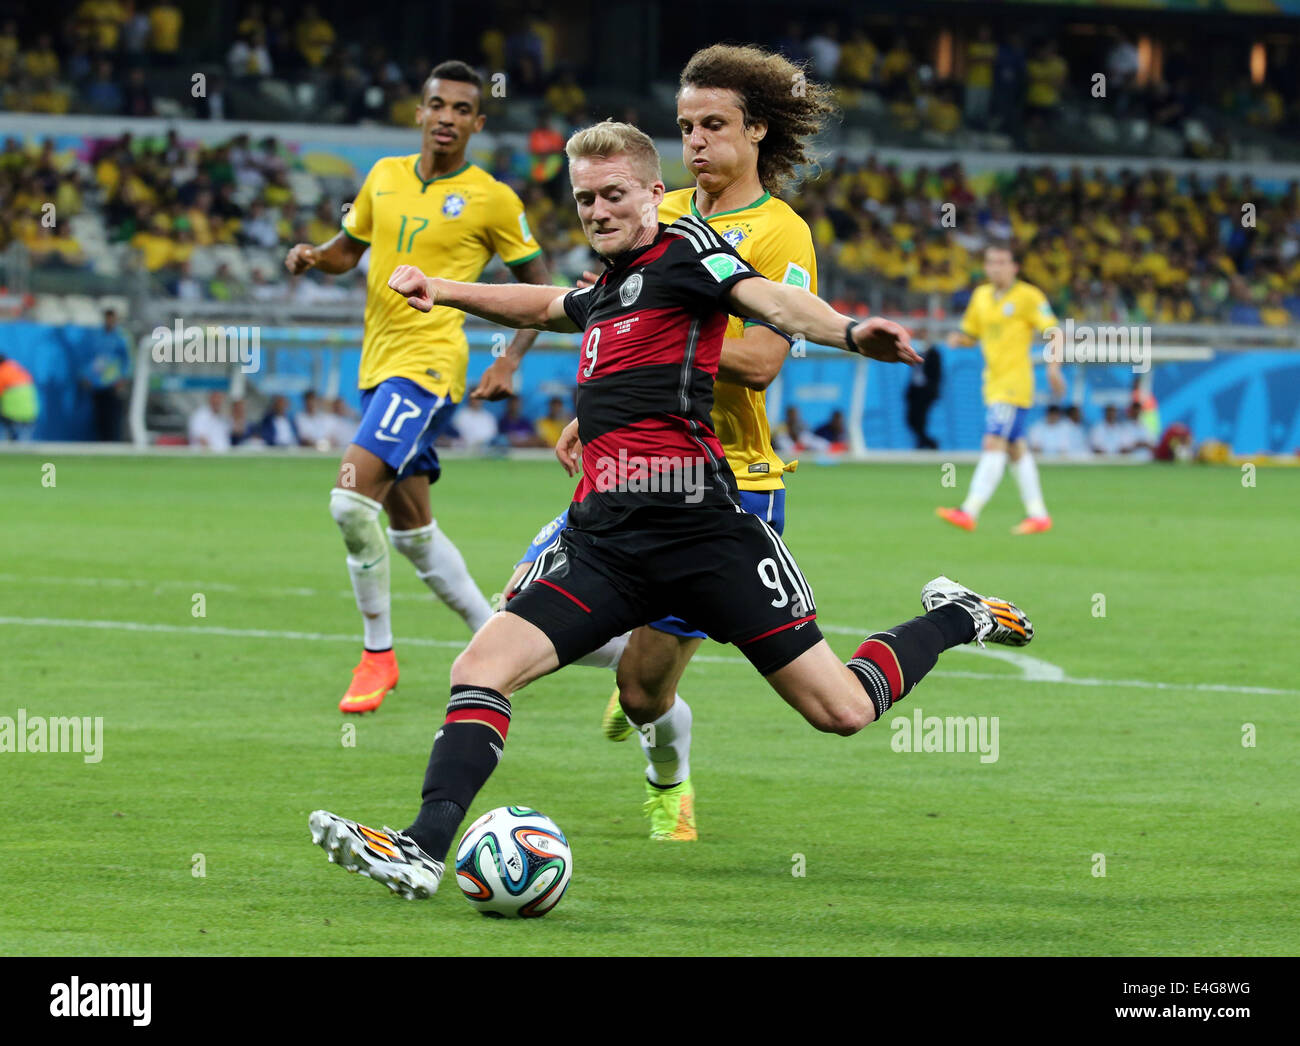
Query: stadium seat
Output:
[[64, 295, 102, 326], [188, 248, 219, 279], [212, 245, 252, 282], [1086, 114, 1120, 145], [30, 295, 70, 325], [287, 171, 323, 207], [92, 246, 124, 278]]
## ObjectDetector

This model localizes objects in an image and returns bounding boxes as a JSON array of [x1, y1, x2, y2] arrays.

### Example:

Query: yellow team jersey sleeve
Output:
[[349, 159, 541, 402], [484, 182, 542, 267], [1024, 283, 1058, 336], [960, 286, 985, 341], [341, 163, 375, 244], [659, 189, 815, 491]]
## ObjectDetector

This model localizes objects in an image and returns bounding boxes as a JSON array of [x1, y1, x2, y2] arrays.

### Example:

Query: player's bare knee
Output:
[[614, 661, 669, 722], [808, 701, 872, 737], [618, 682, 671, 724], [450, 644, 490, 689]]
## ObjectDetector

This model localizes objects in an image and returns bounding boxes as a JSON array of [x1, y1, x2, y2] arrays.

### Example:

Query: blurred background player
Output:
[[283, 60, 551, 713], [80, 307, 131, 443], [936, 243, 1064, 534], [0, 354, 39, 441], [486, 44, 834, 842], [905, 343, 942, 449]]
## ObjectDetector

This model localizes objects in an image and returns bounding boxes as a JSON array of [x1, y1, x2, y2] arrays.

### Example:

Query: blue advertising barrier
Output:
[[4, 321, 1300, 454]]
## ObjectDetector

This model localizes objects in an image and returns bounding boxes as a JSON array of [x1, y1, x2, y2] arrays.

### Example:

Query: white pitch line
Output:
[[0, 616, 467, 650], [0, 573, 431, 603], [2, 615, 1296, 697], [0, 574, 1067, 680]]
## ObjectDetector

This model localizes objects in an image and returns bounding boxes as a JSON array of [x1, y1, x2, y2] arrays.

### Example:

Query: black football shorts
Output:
[[506, 506, 822, 675]]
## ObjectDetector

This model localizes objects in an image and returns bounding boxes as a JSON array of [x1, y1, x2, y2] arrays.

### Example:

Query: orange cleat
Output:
[[339, 649, 399, 713], [936, 506, 977, 531], [1012, 516, 1053, 535]]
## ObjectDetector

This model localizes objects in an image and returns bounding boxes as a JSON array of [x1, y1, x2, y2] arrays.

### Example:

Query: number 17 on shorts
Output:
[[354, 376, 457, 479]]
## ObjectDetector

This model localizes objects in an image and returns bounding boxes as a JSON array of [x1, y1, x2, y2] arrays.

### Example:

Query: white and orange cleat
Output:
[[309, 810, 443, 899], [921, 575, 1033, 647], [339, 649, 398, 714]]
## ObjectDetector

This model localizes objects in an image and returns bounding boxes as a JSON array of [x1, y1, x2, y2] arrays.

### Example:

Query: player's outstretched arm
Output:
[[387, 265, 579, 332], [717, 323, 790, 390], [946, 332, 976, 348], [284, 231, 367, 276], [726, 278, 922, 364], [473, 254, 554, 401], [1046, 357, 1066, 400]]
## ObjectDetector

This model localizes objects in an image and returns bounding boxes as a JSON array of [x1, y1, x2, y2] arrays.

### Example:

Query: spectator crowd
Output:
[[797, 159, 1300, 326], [7, 127, 1300, 326], [772, 19, 1295, 156], [184, 388, 576, 454], [3, 2, 1298, 159], [0, 1, 584, 129]]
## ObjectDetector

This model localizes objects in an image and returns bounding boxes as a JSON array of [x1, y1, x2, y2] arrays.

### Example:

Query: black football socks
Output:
[[404, 685, 511, 860], [847, 604, 975, 721]]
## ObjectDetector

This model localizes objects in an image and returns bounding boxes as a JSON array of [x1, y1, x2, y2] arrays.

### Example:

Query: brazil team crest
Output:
[[722, 227, 746, 248], [442, 194, 466, 218]]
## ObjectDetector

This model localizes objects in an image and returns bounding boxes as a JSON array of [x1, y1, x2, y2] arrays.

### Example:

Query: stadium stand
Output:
[[3, 1, 1300, 455]]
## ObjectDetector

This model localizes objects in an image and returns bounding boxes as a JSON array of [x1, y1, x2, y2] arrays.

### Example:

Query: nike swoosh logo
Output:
[[373, 432, 401, 443], [362, 555, 385, 570], [376, 191, 397, 196]]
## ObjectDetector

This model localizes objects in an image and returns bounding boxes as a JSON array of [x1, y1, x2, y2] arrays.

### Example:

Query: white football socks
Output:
[[389, 521, 493, 633], [573, 631, 629, 670], [632, 696, 693, 787], [330, 487, 393, 651], [1012, 451, 1049, 518], [961, 449, 1008, 519]]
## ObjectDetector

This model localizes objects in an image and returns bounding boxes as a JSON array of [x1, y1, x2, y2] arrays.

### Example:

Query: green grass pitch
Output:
[[1, 453, 1297, 956]]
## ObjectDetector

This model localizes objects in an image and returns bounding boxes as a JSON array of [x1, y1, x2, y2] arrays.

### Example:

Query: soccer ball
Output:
[[454, 806, 572, 918]]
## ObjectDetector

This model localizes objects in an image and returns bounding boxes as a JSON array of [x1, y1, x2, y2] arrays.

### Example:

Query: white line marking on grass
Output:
[[0, 573, 431, 602], [0, 616, 467, 649], [4, 615, 1296, 697], [0, 575, 1097, 682]]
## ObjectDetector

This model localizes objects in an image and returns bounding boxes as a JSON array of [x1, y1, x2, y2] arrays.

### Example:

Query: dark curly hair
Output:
[[679, 44, 837, 196]]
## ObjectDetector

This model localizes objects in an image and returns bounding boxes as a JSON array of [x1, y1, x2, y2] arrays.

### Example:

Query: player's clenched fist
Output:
[[284, 243, 318, 275], [851, 317, 922, 365], [388, 264, 436, 312]]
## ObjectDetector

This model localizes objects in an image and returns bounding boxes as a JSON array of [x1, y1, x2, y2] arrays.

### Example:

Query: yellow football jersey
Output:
[[659, 188, 817, 492], [342, 157, 540, 400], [960, 279, 1057, 408]]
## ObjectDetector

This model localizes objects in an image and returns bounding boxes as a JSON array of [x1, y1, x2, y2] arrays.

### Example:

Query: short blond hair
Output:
[[565, 120, 663, 186]]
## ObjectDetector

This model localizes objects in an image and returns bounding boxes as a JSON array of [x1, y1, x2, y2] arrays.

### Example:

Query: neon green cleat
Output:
[[602, 687, 633, 742], [643, 777, 697, 841]]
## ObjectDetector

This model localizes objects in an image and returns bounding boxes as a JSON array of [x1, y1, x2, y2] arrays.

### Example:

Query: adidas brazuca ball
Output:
[[454, 806, 572, 917]]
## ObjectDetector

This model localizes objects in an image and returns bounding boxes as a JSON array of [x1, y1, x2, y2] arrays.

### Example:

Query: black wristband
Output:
[[844, 319, 860, 353]]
